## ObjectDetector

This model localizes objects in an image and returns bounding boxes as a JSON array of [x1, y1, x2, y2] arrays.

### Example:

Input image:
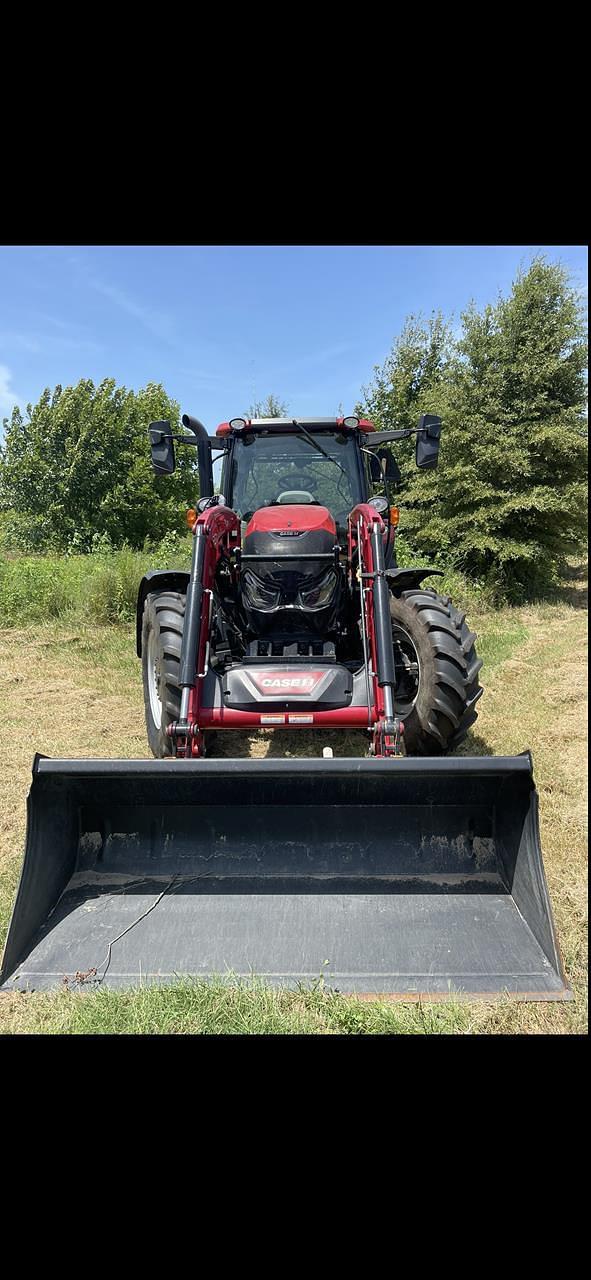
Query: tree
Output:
[[244, 394, 289, 418], [357, 312, 454, 493], [358, 263, 588, 599], [0, 379, 198, 552]]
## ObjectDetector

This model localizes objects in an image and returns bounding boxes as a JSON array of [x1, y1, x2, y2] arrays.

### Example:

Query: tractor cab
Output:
[[214, 417, 369, 543], [213, 419, 379, 654]]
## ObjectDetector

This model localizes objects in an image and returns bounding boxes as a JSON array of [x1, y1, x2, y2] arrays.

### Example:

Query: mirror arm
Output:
[[148, 431, 198, 447], [376, 424, 444, 439], [151, 432, 229, 451]]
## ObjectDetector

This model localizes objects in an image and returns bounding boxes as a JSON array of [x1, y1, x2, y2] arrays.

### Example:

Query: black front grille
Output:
[[246, 640, 337, 661]]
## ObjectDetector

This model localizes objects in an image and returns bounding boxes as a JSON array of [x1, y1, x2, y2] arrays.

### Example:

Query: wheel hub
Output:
[[392, 625, 421, 717]]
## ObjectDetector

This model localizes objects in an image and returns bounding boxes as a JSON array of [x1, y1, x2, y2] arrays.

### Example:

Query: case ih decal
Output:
[[250, 671, 325, 694]]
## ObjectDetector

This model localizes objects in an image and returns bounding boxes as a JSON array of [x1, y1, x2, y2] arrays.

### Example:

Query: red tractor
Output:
[[139, 413, 483, 760], [0, 411, 567, 999]]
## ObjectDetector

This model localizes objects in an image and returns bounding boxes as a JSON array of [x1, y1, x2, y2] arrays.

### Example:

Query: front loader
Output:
[[0, 413, 569, 998]]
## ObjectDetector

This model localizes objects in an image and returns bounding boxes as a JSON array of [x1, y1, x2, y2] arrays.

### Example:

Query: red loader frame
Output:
[[172, 502, 402, 759]]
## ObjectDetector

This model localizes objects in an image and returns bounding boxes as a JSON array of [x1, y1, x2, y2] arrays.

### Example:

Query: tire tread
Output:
[[391, 587, 484, 755]]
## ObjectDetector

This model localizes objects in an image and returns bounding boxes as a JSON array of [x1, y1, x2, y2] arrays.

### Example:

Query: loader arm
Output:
[[348, 504, 403, 756], [169, 503, 241, 756]]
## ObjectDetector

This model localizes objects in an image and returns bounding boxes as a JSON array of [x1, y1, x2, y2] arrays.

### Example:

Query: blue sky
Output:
[[0, 244, 587, 430]]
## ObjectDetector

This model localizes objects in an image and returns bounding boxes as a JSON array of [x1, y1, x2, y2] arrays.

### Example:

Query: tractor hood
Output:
[[241, 504, 341, 635], [244, 505, 337, 539]]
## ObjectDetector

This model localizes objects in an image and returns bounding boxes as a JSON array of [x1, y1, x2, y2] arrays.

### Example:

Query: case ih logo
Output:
[[251, 671, 324, 694]]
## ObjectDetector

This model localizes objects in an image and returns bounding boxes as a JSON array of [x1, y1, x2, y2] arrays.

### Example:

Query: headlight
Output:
[[297, 569, 337, 611], [242, 570, 281, 611]]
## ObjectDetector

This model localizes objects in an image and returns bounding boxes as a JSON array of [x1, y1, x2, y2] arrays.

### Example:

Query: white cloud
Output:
[[88, 276, 175, 342], [70, 254, 175, 343], [0, 313, 103, 357], [0, 332, 42, 354], [274, 342, 355, 379], [177, 367, 228, 387], [0, 364, 25, 419]]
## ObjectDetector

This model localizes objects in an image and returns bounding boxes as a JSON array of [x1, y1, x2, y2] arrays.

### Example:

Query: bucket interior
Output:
[[0, 757, 569, 998]]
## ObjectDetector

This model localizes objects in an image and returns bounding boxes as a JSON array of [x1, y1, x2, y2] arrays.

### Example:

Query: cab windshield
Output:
[[229, 432, 363, 531]]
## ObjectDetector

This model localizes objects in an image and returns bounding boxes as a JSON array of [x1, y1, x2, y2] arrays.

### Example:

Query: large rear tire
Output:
[[142, 591, 185, 758], [389, 588, 483, 755]]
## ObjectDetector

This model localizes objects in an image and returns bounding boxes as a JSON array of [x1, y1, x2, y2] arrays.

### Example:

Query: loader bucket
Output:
[[0, 754, 569, 999]]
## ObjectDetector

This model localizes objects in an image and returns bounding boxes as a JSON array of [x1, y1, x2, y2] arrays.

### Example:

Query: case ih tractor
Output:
[[0, 413, 568, 1001], [139, 413, 483, 761]]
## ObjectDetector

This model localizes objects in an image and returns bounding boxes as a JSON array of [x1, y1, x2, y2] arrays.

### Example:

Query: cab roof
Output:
[[215, 416, 375, 438]]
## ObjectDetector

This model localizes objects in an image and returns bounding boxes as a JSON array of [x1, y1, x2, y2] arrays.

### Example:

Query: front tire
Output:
[[142, 591, 185, 758], [389, 588, 483, 755]]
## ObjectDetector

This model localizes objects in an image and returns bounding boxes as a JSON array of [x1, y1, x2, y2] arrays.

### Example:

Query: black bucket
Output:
[[0, 754, 569, 998]]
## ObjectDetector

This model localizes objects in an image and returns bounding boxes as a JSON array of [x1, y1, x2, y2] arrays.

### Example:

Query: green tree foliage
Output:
[[0, 379, 198, 552], [358, 312, 454, 493], [359, 260, 588, 599], [244, 394, 289, 418]]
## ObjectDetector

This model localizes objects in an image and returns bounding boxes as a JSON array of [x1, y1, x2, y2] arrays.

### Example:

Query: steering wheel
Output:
[[274, 490, 318, 504], [267, 476, 315, 504]]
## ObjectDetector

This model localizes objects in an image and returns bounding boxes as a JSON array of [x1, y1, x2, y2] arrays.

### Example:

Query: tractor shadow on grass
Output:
[[263, 730, 369, 759], [213, 728, 371, 760], [212, 727, 497, 761], [453, 730, 497, 758], [548, 561, 588, 610]]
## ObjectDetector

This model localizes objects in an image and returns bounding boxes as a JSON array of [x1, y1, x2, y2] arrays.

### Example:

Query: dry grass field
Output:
[[0, 564, 587, 1034]]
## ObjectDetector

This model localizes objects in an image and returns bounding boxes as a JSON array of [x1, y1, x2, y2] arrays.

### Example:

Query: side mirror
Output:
[[416, 414, 442, 469], [149, 421, 175, 475], [379, 449, 402, 485]]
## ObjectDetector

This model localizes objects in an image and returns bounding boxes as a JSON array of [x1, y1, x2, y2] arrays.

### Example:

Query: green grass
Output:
[[0, 977, 476, 1035], [470, 614, 528, 673], [0, 537, 193, 627], [3, 973, 585, 1036], [1, 538, 498, 630]]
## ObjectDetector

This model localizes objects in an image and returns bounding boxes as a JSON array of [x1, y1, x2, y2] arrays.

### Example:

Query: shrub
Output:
[[0, 534, 194, 628]]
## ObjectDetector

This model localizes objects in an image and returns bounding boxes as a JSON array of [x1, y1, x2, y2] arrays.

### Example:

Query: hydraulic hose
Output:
[[371, 522, 396, 697], [179, 526, 206, 705]]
